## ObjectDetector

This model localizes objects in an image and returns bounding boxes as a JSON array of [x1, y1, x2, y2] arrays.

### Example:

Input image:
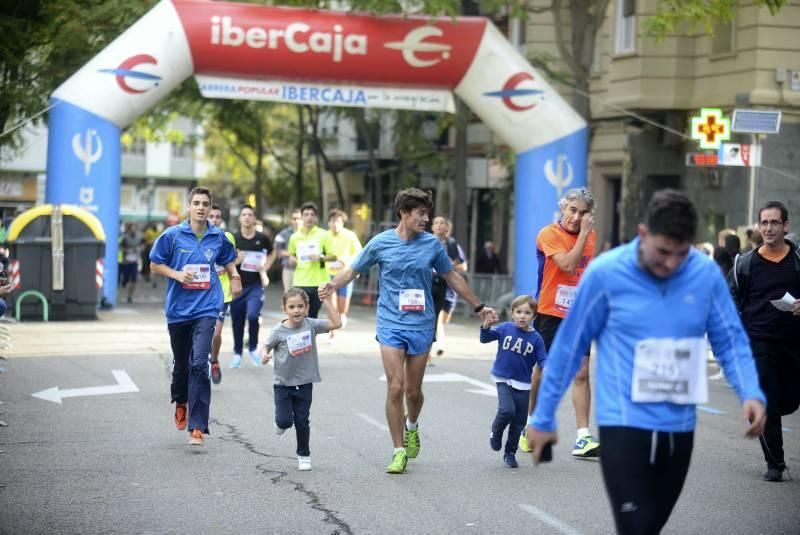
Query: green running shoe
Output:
[[519, 430, 532, 453], [572, 434, 601, 458], [404, 427, 420, 459], [386, 449, 408, 474]]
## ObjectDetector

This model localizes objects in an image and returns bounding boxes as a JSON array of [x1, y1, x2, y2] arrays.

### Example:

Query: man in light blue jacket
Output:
[[527, 189, 766, 535]]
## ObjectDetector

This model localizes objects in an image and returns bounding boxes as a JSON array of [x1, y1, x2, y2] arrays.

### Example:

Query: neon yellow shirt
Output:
[[214, 231, 237, 303], [326, 227, 362, 276], [288, 226, 333, 286]]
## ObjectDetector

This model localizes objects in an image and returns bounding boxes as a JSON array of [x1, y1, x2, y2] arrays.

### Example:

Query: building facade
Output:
[[526, 0, 800, 246], [0, 118, 204, 228]]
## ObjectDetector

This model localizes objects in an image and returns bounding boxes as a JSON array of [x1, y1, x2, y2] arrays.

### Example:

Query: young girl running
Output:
[[260, 288, 342, 471], [480, 295, 547, 468]]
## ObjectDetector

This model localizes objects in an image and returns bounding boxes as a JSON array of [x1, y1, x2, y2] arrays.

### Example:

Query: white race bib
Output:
[[399, 289, 425, 312], [631, 337, 708, 404], [214, 263, 225, 276], [287, 330, 313, 356], [182, 264, 211, 290], [241, 251, 266, 272], [297, 242, 320, 263], [555, 284, 577, 310], [125, 252, 138, 263]]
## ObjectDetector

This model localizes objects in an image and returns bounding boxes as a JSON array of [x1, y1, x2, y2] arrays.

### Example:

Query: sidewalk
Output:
[[4, 277, 493, 362]]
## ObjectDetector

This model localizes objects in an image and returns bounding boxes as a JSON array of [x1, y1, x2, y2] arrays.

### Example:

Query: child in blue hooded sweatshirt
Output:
[[480, 295, 547, 468]]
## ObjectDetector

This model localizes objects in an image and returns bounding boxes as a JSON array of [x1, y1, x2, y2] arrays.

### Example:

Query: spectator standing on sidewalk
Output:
[[476, 241, 503, 274], [0, 249, 14, 317], [119, 223, 143, 304], [150, 187, 240, 446], [729, 200, 800, 482], [141, 222, 159, 284]]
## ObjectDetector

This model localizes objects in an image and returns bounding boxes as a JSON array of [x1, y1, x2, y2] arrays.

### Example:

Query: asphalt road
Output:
[[1, 327, 798, 534]]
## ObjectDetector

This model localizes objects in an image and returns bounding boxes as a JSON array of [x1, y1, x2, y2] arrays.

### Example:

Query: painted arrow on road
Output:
[[380, 372, 496, 397], [32, 370, 139, 404]]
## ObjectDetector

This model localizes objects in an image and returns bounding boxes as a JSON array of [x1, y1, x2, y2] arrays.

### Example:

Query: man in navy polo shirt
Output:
[[150, 187, 241, 446]]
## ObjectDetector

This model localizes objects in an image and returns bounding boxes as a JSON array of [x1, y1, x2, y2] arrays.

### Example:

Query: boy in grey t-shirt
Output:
[[261, 288, 342, 471]]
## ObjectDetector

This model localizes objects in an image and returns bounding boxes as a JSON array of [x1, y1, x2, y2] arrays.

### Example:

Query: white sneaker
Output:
[[298, 456, 312, 471], [248, 349, 261, 366], [274, 422, 287, 436]]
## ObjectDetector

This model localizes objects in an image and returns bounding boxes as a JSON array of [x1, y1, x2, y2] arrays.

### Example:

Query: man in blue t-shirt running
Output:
[[150, 187, 241, 447], [319, 188, 498, 474]]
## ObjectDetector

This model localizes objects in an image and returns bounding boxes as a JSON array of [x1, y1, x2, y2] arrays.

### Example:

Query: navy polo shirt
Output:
[[150, 221, 237, 323]]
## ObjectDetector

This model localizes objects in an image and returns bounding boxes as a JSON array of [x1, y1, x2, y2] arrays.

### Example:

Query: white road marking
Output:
[[357, 412, 389, 432], [31, 370, 139, 404], [379, 372, 496, 397], [518, 504, 584, 535]]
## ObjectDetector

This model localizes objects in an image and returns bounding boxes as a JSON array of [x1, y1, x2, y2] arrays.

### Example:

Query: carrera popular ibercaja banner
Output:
[[47, 0, 586, 304]]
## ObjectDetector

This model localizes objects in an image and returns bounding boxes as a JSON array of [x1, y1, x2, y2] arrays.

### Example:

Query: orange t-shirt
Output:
[[536, 223, 596, 318]]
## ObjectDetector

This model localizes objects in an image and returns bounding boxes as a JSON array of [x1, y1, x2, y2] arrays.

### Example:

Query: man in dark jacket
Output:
[[729, 200, 800, 482]]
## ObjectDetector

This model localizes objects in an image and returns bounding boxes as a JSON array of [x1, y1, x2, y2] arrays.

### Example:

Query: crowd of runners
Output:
[[150, 186, 798, 535]]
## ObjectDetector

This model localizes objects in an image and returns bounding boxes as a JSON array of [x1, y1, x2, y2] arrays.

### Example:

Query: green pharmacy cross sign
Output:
[[691, 108, 731, 149]]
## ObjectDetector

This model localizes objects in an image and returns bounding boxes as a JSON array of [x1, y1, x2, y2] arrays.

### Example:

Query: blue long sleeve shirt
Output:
[[481, 322, 546, 385], [530, 238, 766, 433]]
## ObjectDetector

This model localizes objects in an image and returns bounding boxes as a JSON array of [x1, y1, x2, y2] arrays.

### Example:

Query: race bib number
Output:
[[555, 284, 577, 310], [287, 330, 313, 356], [124, 252, 138, 263], [327, 260, 344, 271], [632, 337, 708, 405], [182, 264, 211, 290], [297, 242, 320, 263], [241, 251, 266, 272], [399, 289, 425, 312]]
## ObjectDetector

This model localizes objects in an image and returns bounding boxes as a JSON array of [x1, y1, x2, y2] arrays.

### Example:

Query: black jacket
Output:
[[728, 239, 800, 313]]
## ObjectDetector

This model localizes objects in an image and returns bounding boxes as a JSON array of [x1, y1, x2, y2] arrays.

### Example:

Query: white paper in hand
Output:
[[769, 292, 796, 312]]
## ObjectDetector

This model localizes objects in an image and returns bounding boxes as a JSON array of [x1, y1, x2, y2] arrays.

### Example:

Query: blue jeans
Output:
[[168, 316, 216, 433], [274, 383, 313, 457], [230, 283, 264, 354], [0, 298, 6, 317], [492, 382, 529, 454]]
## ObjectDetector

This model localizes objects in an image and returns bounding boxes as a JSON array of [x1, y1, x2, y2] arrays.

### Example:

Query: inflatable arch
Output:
[[46, 0, 587, 306]]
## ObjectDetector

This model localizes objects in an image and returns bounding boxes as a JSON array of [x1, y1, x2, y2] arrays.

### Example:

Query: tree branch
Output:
[[552, 0, 580, 77], [220, 133, 256, 175]]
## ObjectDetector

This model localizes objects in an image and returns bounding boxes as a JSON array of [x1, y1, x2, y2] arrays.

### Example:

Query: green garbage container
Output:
[[7, 204, 106, 320]]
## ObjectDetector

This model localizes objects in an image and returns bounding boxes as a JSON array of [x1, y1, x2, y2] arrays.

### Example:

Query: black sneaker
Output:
[[763, 466, 784, 482], [503, 452, 519, 468]]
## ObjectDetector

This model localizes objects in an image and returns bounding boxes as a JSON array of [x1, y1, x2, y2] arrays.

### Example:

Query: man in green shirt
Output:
[[288, 202, 336, 318]]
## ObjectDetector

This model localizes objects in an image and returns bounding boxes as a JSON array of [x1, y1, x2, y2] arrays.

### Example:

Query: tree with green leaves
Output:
[[0, 0, 158, 155]]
